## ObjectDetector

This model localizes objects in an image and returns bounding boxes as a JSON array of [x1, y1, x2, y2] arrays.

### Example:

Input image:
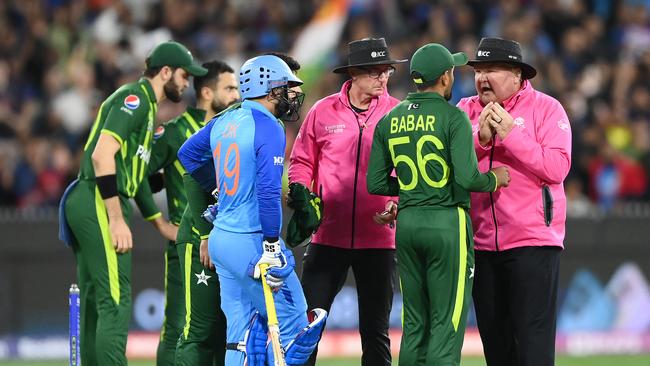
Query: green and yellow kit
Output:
[[64, 78, 157, 366], [134, 106, 225, 366], [367, 92, 497, 366], [136, 106, 207, 224], [173, 205, 226, 366]]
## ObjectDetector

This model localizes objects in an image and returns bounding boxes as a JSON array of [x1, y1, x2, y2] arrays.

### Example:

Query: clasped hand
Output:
[[478, 102, 515, 144]]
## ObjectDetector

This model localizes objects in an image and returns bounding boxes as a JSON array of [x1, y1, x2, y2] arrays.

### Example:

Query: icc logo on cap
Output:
[[124, 95, 140, 110]]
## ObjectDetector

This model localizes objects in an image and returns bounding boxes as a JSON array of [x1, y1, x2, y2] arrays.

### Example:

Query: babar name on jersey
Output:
[[135, 144, 151, 164], [390, 114, 436, 134]]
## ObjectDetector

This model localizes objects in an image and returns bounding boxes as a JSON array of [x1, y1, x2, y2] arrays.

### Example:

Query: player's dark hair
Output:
[[193, 60, 234, 96], [264, 52, 301, 72], [143, 61, 162, 78], [142, 59, 177, 78]]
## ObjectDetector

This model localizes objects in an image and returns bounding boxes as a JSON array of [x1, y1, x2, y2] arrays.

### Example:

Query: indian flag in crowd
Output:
[[290, 0, 350, 91]]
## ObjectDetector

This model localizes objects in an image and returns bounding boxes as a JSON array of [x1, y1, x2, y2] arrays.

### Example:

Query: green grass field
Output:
[[1, 355, 649, 366]]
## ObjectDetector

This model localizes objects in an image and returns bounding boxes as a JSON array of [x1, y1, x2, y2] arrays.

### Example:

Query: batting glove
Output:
[[201, 204, 218, 223], [265, 248, 295, 288], [247, 239, 295, 289], [211, 188, 219, 201]]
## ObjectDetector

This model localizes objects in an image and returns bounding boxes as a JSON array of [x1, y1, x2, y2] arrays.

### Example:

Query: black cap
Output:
[[332, 37, 408, 74], [467, 37, 537, 79]]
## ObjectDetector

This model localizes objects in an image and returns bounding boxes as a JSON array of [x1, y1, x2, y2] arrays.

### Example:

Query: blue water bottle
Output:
[[69, 283, 80, 366]]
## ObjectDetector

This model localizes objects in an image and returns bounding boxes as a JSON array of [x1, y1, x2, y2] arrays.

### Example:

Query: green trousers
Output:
[[175, 241, 227, 366], [396, 207, 474, 366], [65, 180, 132, 366], [156, 240, 184, 366]]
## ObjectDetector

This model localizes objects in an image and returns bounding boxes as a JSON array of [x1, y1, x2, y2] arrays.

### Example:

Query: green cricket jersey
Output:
[[79, 78, 157, 199], [135, 106, 207, 224], [176, 206, 199, 245], [367, 91, 497, 210], [175, 178, 213, 245]]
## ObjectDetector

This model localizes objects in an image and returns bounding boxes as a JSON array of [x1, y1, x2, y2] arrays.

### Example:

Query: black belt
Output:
[[226, 342, 245, 352]]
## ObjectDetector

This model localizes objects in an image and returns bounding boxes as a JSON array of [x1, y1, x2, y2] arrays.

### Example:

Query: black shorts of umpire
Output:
[[473, 246, 561, 366], [300, 244, 396, 366]]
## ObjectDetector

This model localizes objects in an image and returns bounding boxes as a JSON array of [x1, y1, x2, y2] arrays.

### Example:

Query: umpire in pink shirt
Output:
[[288, 37, 405, 366], [457, 37, 572, 366]]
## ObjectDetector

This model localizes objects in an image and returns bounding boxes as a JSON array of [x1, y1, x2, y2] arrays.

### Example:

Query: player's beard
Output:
[[211, 99, 228, 114], [164, 79, 183, 103], [444, 84, 453, 101]]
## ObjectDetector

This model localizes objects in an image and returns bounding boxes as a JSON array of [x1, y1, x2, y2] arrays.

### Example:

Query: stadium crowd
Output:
[[1, 0, 649, 214]]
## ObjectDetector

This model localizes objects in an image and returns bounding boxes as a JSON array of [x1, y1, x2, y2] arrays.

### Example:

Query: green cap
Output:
[[146, 41, 208, 76], [410, 43, 468, 85]]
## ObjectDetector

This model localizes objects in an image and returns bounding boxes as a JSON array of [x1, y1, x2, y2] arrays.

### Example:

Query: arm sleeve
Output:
[[473, 130, 493, 157], [182, 173, 213, 239], [500, 101, 572, 184], [288, 106, 319, 188], [367, 117, 400, 196], [132, 124, 179, 220], [101, 91, 149, 145], [450, 110, 497, 192], [253, 110, 284, 240], [147, 123, 176, 174], [178, 119, 217, 193], [133, 178, 162, 220]]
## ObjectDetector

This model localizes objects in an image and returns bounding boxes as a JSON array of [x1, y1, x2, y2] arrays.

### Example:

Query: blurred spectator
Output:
[[13, 137, 49, 208], [565, 177, 593, 218], [588, 143, 648, 212], [0, 142, 18, 205], [0, 0, 648, 209], [51, 49, 101, 149]]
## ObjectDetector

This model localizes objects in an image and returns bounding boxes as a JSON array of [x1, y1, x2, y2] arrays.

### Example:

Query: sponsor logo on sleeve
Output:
[[153, 126, 165, 140], [557, 119, 570, 131], [273, 156, 284, 166], [120, 106, 134, 115], [124, 95, 140, 110], [514, 117, 525, 128], [325, 124, 346, 134]]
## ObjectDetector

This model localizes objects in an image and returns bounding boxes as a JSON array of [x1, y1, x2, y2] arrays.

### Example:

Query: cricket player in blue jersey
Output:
[[177, 54, 326, 366]]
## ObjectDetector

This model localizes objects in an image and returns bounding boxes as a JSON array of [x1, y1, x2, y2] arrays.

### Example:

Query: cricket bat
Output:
[[259, 264, 287, 366]]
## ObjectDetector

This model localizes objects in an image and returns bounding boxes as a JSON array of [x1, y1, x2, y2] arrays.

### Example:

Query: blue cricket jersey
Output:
[[178, 100, 285, 239]]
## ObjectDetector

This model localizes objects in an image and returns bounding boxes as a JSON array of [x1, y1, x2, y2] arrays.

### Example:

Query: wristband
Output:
[[96, 174, 118, 199], [148, 172, 165, 193]]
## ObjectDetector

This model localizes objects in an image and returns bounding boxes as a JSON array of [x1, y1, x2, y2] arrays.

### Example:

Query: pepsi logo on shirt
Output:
[[124, 95, 140, 110]]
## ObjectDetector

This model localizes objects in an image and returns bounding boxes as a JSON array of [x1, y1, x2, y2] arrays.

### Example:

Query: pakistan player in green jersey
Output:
[[367, 43, 510, 366], [134, 61, 239, 366], [61, 41, 206, 366]]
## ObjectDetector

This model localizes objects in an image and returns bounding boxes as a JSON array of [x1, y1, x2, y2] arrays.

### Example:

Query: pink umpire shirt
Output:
[[289, 79, 398, 249], [457, 80, 572, 251]]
